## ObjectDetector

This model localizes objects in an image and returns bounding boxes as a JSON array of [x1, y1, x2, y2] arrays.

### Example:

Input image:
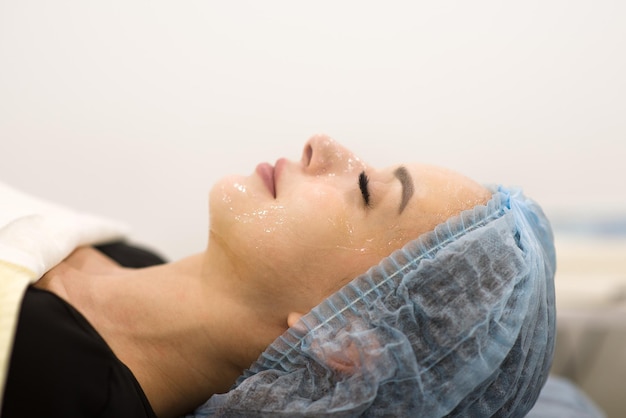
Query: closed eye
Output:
[[358, 171, 371, 207]]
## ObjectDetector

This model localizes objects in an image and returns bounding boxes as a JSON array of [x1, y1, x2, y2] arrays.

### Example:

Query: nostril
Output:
[[303, 144, 313, 167]]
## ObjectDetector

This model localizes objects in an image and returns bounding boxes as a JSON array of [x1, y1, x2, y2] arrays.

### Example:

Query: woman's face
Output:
[[209, 134, 491, 313]]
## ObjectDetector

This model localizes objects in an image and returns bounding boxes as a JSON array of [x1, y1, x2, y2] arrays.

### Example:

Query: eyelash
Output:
[[358, 171, 371, 207]]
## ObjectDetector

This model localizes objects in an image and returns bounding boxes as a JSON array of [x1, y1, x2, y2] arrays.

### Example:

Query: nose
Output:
[[301, 134, 365, 175]]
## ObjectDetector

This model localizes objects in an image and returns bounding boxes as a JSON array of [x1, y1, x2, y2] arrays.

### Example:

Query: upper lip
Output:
[[273, 158, 286, 197]]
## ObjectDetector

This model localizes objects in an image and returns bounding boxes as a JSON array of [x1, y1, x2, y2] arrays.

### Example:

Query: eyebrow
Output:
[[394, 166, 414, 214]]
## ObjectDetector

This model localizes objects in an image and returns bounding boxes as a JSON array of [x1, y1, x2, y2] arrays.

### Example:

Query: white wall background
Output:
[[1, 0, 625, 260]]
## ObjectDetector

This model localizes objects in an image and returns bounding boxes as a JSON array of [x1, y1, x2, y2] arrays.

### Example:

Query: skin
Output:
[[35, 134, 491, 418], [208, 134, 491, 316]]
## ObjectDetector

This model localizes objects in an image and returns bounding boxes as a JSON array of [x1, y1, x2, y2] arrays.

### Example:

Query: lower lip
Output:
[[255, 163, 275, 197]]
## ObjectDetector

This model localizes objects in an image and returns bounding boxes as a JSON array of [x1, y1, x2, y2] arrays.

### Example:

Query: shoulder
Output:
[[2, 287, 157, 418], [95, 241, 167, 268]]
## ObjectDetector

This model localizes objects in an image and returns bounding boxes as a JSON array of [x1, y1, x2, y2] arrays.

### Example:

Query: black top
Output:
[[1, 242, 167, 418]]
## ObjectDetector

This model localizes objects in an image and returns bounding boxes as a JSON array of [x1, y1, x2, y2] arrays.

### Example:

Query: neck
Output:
[[50, 249, 287, 418]]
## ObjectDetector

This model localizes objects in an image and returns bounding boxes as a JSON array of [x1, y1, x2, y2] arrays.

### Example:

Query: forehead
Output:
[[387, 162, 491, 235], [398, 162, 487, 197], [376, 162, 484, 202]]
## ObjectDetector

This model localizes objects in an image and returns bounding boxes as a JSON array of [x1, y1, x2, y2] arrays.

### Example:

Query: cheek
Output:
[[210, 179, 351, 265], [282, 193, 351, 254], [270, 194, 359, 291]]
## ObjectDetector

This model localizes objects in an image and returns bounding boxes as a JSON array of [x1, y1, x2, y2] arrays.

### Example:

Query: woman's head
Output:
[[193, 184, 557, 418], [208, 134, 491, 313]]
